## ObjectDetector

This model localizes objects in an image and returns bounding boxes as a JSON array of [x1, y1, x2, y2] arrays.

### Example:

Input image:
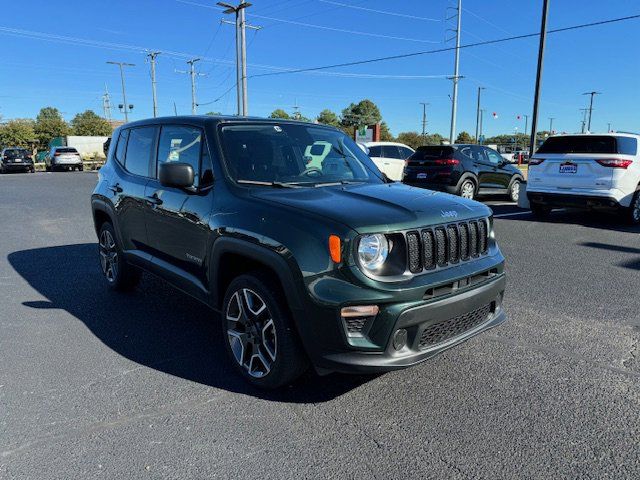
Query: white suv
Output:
[[527, 133, 640, 224], [364, 141, 414, 181]]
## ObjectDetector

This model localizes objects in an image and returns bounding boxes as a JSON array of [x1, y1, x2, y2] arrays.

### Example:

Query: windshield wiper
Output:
[[312, 180, 365, 187], [237, 179, 299, 188]]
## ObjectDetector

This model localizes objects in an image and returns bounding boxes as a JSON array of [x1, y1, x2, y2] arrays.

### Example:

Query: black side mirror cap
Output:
[[159, 162, 195, 189]]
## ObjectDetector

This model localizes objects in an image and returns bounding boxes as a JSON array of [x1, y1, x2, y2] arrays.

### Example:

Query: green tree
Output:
[[455, 131, 474, 144], [396, 131, 423, 150], [316, 109, 340, 127], [71, 110, 112, 136], [205, 111, 222, 116], [34, 107, 69, 148], [341, 99, 382, 127], [269, 109, 290, 119], [379, 121, 393, 141], [0, 119, 36, 147], [424, 133, 445, 145]]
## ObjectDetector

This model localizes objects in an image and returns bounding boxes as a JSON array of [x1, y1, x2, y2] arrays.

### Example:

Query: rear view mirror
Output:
[[159, 162, 194, 189]]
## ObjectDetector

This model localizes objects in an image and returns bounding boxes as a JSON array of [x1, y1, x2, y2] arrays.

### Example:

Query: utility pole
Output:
[[548, 117, 555, 134], [420, 102, 429, 144], [523, 114, 529, 144], [580, 108, 588, 133], [448, 0, 462, 143], [219, 1, 261, 116], [475, 86, 485, 143], [173, 102, 178, 116], [176, 59, 205, 115], [479, 109, 485, 143], [106, 61, 135, 122], [529, 0, 550, 155], [607, 122, 612, 133], [102, 84, 112, 121], [147, 51, 161, 117], [582, 91, 601, 132]]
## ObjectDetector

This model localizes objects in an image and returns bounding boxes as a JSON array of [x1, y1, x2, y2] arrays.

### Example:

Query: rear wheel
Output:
[[531, 203, 552, 218], [222, 272, 308, 389], [45, 165, 51, 172], [98, 222, 140, 291], [458, 178, 476, 200], [625, 189, 640, 225]]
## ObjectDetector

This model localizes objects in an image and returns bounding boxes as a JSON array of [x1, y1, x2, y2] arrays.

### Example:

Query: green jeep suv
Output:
[[91, 116, 507, 388]]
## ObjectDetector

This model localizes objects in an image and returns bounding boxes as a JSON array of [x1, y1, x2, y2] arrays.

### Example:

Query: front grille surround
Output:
[[403, 217, 490, 275]]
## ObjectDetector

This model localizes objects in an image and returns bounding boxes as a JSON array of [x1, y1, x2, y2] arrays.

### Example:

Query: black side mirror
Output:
[[159, 162, 194, 189]]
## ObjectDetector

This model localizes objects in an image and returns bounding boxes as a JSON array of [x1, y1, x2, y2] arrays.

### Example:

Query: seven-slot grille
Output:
[[406, 218, 489, 274]]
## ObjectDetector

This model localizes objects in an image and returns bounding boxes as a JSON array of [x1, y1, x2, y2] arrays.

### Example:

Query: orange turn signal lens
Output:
[[329, 235, 342, 263]]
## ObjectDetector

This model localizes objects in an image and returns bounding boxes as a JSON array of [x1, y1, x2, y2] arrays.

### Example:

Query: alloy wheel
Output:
[[511, 181, 520, 202], [99, 230, 118, 283], [633, 194, 640, 222], [226, 288, 277, 378], [460, 181, 475, 199]]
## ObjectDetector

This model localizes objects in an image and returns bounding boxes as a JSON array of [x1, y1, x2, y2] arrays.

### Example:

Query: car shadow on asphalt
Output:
[[8, 243, 376, 402], [578, 242, 640, 271]]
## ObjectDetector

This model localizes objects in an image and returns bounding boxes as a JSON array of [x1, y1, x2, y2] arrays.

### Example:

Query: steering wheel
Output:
[[300, 167, 323, 178]]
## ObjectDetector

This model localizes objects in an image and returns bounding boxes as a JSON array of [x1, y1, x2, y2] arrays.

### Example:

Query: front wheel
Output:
[[509, 179, 521, 202], [458, 179, 476, 200], [222, 272, 308, 389], [98, 222, 140, 291]]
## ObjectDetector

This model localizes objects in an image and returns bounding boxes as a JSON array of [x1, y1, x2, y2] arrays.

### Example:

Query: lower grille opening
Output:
[[418, 302, 494, 349], [345, 317, 368, 334]]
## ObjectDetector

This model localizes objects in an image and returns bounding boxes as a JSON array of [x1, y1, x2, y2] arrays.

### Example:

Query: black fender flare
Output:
[[91, 198, 124, 247], [208, 236, 305, 312], [455, 173, 478, 193]]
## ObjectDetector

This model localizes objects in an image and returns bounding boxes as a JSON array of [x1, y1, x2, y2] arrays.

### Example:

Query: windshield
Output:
[[219, 123, 384, 186]]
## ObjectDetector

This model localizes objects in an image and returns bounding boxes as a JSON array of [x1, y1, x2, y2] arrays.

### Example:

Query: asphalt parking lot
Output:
[[1, 172, 639, 479]]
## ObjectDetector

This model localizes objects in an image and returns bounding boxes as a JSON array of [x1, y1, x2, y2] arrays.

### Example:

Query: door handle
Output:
[[146, 193, 163, 206], [108, 183, 122, 193]]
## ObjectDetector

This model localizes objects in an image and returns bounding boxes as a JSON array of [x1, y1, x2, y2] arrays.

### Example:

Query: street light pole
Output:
[[475, 86, 485, 143], [548, 117, 555, 134], [479, 109, 485, 143], [529, 0, 550, 155], [582, 91, 601, 132], [448, 0, 462, 143], [107, 61, 135, 122]]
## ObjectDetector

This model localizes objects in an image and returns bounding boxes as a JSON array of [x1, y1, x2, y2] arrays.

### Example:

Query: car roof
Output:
[[549, 132, 640, 139], [120, 115, 337, 130], [364, 141, 414, 149]]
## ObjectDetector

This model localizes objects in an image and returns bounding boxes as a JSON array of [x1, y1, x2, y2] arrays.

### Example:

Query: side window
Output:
[[400, 147, 414, 159], [459, 146, 475, 161], [124, 127, 155, 177], [382, 145, 402, 159], [368, 146, 382, 157], [114, 129, 129, 165], [484, 148, 503, 165], [157, 125, 203, 188]]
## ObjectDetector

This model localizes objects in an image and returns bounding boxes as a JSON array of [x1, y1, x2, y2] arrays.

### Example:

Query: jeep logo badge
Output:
[[441, 210, 458, 218]]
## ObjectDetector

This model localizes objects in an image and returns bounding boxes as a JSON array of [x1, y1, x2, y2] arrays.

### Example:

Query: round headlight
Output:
[[358, 234, 389, 271]]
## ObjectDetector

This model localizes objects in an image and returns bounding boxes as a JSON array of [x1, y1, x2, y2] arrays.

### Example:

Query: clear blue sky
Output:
[[1, 0, 639, 137]]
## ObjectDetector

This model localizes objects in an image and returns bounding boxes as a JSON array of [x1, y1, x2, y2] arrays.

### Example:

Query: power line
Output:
[[317, 0, 441, 22], [247, 13, 640, 79]]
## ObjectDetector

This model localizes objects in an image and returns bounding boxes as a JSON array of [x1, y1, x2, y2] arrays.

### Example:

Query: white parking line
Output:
[[494, 211, 532, 218]]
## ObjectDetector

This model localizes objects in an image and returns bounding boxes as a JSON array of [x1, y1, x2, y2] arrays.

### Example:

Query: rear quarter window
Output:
[[616, 137, 638, 155]]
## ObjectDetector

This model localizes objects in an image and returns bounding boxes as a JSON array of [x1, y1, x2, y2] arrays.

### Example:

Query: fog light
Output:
[[393, 329, 408, 351]]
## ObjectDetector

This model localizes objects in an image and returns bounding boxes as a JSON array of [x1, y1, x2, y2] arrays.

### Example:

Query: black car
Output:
[[403, 144, 524, 202], [0, 148, 35, 173], [91, 116, 507, 389]]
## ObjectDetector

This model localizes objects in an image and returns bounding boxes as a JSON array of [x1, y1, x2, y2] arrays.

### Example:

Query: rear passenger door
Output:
[[381, 145, 405, 181], [144, 124, 214, 287], [111, 126, 156, 256]]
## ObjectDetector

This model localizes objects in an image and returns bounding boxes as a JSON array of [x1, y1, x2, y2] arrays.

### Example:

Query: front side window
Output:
[[219, 123, 383, 186], [124, 127, 155, 177], [484, 149, 503, 165], [157, 125, 202, 187]]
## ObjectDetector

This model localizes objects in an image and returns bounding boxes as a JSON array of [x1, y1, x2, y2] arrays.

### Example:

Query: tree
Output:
[[71, 110, 112, 136], [341, 99, 382, 127], [455, 131, 474, 144], [269, 109, 290, 119], [34, 107, 69, 148], [396, 131, 423, 150], [379, 121, 393, 141], [0, 119, 36, 147], [316, 109, 340, 127], [206, 111, 222, 116]]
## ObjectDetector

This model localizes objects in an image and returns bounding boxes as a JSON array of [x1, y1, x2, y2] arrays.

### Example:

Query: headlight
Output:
[[357, 234, 389, 271]]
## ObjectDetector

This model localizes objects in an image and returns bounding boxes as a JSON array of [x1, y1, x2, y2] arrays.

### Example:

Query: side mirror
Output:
[[159, 162, 194, 189]]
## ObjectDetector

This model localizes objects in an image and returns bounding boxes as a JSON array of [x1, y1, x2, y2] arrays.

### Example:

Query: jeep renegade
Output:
[[91, 116, 507, 389]]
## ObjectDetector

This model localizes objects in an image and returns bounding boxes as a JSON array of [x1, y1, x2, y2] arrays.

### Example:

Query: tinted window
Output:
[[537, 136, 618, 154], [56, 148, 78, 154], [382, 145, 402, 159], [157, 125, 202, 187], [616, 137, 638, 155], [368, 145, 382, 157], [124, 127, 155, 177], [399, 147, 414, 159], [411, 146, 455, 160], [484, 149, 503, 165], [459, 146, 476, 161], [114, 129, 129, 164], [4, 149, 28, 158]]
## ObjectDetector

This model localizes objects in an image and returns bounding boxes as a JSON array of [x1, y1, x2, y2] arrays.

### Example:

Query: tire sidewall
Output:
[[459, 178, 476, 199]]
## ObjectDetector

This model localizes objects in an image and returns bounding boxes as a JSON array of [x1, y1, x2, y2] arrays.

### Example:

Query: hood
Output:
[[250, 182, 490, 234]]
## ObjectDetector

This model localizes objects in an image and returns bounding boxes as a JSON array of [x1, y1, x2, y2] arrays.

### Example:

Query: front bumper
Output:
[[299, 271, 506, 374]]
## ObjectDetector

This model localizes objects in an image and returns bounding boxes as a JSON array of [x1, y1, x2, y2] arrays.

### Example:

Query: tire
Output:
[[531, 203, 552, 218], [458, 178, 476, 200], [79, 165, 84, 172], [508, 178, 522, 203], [222, 272, 308, 389], [45, 165, 51, 172], [624, 189, 640, 225], [97, 222, 141, 291]]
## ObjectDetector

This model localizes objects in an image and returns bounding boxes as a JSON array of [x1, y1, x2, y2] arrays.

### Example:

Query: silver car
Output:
[[45, 146, 83, 172]]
